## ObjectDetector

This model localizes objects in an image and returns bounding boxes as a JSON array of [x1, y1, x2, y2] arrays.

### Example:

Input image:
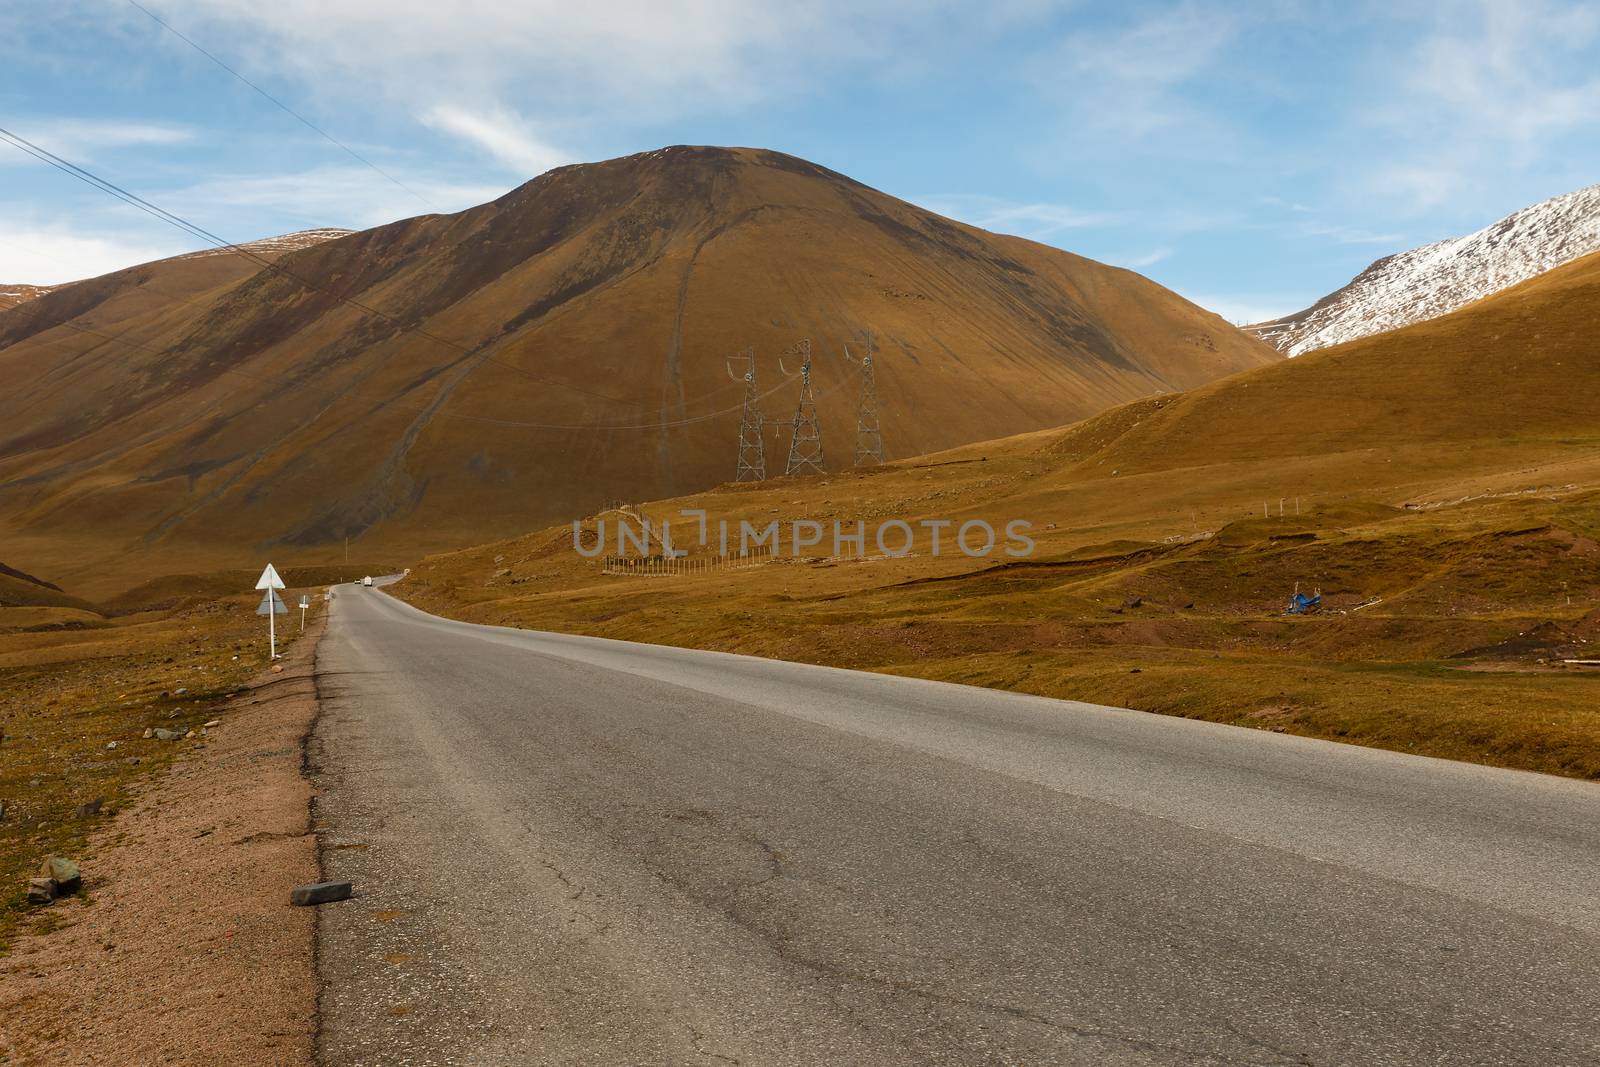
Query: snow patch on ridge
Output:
[[1248, 183, 1600, 355], [0, 283, 57, 311], [178, 228, 354, 261]]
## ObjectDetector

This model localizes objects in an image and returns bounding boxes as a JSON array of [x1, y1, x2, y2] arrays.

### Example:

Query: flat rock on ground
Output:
[[0, 613, 326, 1065]]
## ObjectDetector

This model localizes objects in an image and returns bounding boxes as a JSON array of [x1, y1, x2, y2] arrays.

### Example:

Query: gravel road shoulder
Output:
[[0, 611, 327, 1065]]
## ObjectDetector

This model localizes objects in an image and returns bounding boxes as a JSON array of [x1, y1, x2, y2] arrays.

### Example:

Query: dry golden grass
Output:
[[0, 147, 1273, 598], [398, 487, 1600, 778], [0, 580, 324, 952], [397, 256, 1600, 779]]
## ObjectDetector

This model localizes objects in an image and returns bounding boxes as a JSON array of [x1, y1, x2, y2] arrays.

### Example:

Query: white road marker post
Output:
[[299, 594, 310, 633], [256, 564, 288, 659]]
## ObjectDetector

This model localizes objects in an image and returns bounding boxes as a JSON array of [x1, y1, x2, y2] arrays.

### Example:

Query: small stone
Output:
[[153, 728, 183, 741], [1123, 596, 1143, 609], [174, 687, 188, 696], [204, 720, 221, 729], [105, 741, 118, 750], [271, 665, 284, 674], [123, 757, 141, 766], [28, 878, 57, 905], [143, 728, 154, 739], [290, 881, 353, 906], [183, 730, 196, 740], [76, 797, 104, 818], [40, 857, 81, 894]]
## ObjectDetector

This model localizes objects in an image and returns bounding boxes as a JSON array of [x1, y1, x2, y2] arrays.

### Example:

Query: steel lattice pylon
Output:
[[732, 348, 767, 482], [852, 342, 883, 467], [783, 339, 825, 476]]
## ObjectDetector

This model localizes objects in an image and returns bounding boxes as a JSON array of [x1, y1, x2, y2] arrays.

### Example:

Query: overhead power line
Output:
[[122, 0, 440, 213], [0, 123, 651, 411], [11, 315, 843, 433], [0, 129, 848, 433]]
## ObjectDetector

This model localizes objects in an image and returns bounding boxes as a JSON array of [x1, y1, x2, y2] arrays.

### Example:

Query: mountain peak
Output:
[[1249, 181, 1600, 355], [0, 146, 1274, 579]]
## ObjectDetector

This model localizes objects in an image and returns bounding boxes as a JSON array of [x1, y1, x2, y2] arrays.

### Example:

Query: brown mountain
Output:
[[1057, 246, 1600, 488], [400, 250, 1600, 778], [0, 283, 57, 312], [0, 146, 1275, 595]]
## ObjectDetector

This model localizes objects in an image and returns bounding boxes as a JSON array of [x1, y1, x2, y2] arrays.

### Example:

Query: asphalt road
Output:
[[312, 582, 1600, 1066]]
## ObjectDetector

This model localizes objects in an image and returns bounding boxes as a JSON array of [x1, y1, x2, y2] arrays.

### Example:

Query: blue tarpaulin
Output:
[[1287, 591, 1321, 615]]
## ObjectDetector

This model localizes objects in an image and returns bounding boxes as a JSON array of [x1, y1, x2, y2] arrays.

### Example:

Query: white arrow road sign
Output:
[[255, 567, 287, 659]]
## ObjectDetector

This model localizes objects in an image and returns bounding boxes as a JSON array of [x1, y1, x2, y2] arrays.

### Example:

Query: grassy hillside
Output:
[[0, 563, 98, 613], [0, 146, 1274, 599], [394, 251, 1600, 778], [0, 567, 327, 949]]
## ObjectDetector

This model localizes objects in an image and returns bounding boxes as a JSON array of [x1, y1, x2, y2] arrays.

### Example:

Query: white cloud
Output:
[[1, 118, 193, 162], [175, 165, 508, 229], [1118, 247, 1172, 268], [0, 224, 189, 285], [917, 193, 1110, 238], [0, 162, 508, 283], [1032, 3, 1237, 140], [130, 0, 988, 122], [418, 105, 570, 177], [1179, 290, 1309, 327], [1356, 0, 1600, 214], [1297, 221, 1407, 246], [1403, 0, 1600, 149]]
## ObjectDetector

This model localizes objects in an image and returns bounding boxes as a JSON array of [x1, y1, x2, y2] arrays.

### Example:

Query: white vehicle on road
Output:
[[362, 576, 373, 587]]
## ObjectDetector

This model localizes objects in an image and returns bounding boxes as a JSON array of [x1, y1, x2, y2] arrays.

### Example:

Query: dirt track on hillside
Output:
[[0, 613, 325, 1065]]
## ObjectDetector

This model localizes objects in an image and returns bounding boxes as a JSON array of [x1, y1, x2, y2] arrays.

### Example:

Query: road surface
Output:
[[311, 582, 1600, 1065]]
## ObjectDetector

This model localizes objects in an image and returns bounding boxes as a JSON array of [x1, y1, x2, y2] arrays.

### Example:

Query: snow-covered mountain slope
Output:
[[0, 283, 57, 312], [178, 227, 353, 260], [1248, 182, 1600, 355], [0, 230, 351, 314]]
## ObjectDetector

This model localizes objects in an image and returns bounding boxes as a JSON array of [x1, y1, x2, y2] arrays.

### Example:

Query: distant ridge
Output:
[[0, 283, 57, 312], [0, 145, 1276, 592], [0, 560, 61, 591], [1249, 182, 1600, 355], [175, 227, 353, 261]]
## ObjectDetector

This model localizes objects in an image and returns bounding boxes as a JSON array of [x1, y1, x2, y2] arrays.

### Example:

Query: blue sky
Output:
[[3, 0, 1599, 322]]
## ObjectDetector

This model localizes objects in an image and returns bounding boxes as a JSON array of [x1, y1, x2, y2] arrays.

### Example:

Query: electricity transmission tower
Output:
[[731, 348, 767, 482], [848, 341, 883, 467], [782, 339, 825, 476]]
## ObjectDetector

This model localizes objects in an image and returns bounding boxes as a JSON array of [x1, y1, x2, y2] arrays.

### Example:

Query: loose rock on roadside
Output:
[[29, 856, 84, 904], [290, 881, 353, 906]]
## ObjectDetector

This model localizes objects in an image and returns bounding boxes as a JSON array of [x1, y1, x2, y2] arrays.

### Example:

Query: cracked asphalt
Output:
[[311, 583, 1600, 1066]]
